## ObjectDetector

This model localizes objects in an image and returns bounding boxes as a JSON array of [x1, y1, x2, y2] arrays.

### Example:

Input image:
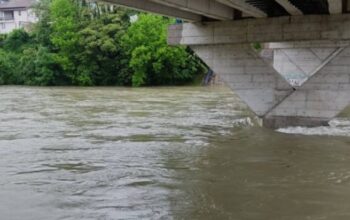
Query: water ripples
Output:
[[1, 86, 350, 220]]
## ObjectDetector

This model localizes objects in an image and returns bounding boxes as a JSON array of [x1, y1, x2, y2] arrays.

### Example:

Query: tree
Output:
[[3, 29, 31, 52], [49, 0, 81, 83], [32, 0, 53, 47], [75, 9, 131, 85], [0, 0, 204, 87], [0, 50, 21, 85], [122, 14, 204, 87], [19, 47, 66, 85]]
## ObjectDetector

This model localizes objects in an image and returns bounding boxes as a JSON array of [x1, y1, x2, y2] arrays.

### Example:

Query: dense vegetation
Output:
[[0, 0, 205, 86]]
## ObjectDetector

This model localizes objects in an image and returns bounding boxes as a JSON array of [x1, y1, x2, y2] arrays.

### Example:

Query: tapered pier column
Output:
[[192, 44, 294, 117]]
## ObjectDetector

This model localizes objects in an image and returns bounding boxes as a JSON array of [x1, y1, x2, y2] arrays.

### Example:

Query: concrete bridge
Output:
[[110, 0, 350, 128]]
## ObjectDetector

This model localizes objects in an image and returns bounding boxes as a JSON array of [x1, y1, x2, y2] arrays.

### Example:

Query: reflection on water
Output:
[[1, 86, 350, 220]]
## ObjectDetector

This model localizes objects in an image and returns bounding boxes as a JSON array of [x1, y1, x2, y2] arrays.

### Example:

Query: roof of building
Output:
[[0, 0, 35, 9]]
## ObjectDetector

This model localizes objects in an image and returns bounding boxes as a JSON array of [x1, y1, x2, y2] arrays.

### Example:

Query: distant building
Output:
[[0, 0, 37, 34]]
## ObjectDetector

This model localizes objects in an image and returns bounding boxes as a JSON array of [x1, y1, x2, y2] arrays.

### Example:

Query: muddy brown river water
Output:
[[1, 86, 350, 220]]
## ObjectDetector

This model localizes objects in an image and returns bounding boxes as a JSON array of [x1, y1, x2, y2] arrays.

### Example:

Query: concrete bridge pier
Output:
[[168, 15, 350, 128], [191, 43, 350, 128], [191, 44, 294, 128]]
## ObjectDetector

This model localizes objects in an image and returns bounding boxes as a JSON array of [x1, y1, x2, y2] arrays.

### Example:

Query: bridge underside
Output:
[[109, 0, 349, 22], [110, 0, 350, 128]]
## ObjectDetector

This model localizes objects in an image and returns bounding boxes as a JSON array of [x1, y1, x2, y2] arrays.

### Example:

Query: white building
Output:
[[0, 0, 37, 34]]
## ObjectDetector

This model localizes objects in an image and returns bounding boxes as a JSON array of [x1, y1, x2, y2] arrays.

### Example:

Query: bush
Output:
[[122, 14, 205, 87], [0, 49, 22, 85], [3, 29, 31, 51]]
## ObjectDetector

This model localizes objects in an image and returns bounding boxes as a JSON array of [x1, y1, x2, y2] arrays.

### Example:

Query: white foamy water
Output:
[[277, 118, 350, 136]]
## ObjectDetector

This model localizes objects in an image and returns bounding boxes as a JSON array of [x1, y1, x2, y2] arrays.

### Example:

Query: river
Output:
[[1, 86, 350, 220]]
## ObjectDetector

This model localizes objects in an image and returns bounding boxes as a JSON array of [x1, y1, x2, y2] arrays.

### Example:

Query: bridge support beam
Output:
[[108, 0, 235, 21], [106, 0, 201, 21], [275, 0, 303, 15], [168, 14, 350, 128]]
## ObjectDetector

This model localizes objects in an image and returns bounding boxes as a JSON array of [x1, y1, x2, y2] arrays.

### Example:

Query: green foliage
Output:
[[3, 29, 31, 51], [0, 49, 21, 84], [75, 11, 130, 85], [50, 0, 79, 51], [122, 14, 204, 87], [0, 34, 7, 47], [19, 47, 65, 85], [252, 42, 262, 51], [32, 0, 53, 47], [0, 0, 204, 87]]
